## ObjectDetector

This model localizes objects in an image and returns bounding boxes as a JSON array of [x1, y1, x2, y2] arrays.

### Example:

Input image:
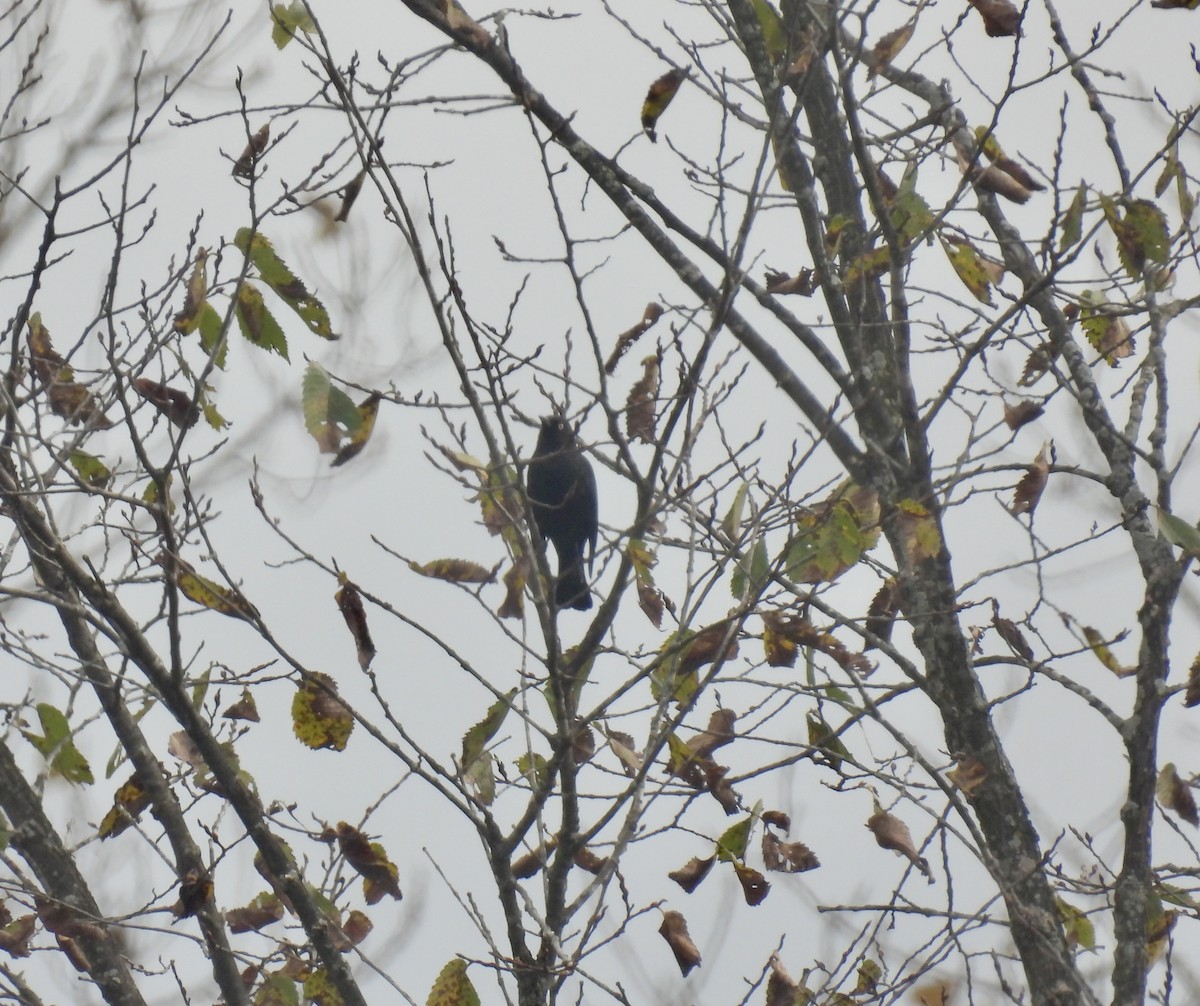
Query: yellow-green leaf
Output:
[[235, 282, 289, 359], [785, 483, 880, 584], [1056, 897, 1096, 950], [197, 302, 228, 369], [894, 498, 942, 564], [235, 228, 336, 340], [461, 690, 517, 770], [408, 558, 497, 584], [173, 249, 209, 334], [25, 703, 94, 785], [750, 0, 787, 62], [331, 393, 381, 466], [1101, 195, 1169, 279], [292, 673, 354, 751], [940, 235, 994, 305], [1158, 506, 1200, 558], [271, 1, 316, 48], [170, 557, 259, 622], [426, 959, 480, 1006], [716, 811, 755, 862], [301, 362, 360, 454], [721, 482, 750, 540], [68, 450, 113, 489], [1059, 183, 1086, 253], [254, 972, 300, 1006], [731, 536, 769, 600]]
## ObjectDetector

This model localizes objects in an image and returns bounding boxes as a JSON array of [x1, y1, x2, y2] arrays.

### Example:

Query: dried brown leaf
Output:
[[966, 0, 1022, 36], [1019, 341, 1060, 386], [762, 831, 820, 873], [764, 267, 818, 296], [865, 577, 902, 650], [1003, 399, 1044, 432], [232, 124, 270, 178], [1186, 654, 1200, 707], [946, 754, 987, 797], [335, 573, 376, 670], [867, 21, 915, 78], [605, 303, 663, 374], [668, 855, 715, 893], [1157, 763, 1198, 826], [688, 709, 737, 760], [626, 352, 661, 443], [134, 378, 199, 429], [659, 910, 702, 975], [992, 600, 1035, 661], [1012, 442, 1051, 517], [733, 862, 770, 905]]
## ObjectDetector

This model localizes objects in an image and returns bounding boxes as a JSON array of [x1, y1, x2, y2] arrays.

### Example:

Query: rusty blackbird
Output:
[[527, 416, 597, 611]]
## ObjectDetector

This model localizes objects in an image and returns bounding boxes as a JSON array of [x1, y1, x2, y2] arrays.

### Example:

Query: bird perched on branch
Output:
[[527, 416, 598, 611]]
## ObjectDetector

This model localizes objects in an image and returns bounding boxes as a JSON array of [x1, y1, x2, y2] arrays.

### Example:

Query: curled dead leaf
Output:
[[658, 910, 702, 975], [335, 573, 376, 670], [733, 862, 770, 906], [1011, 443, 1052, 517], [946, 754, 987, 797], [1003, 399, 1044, 432], [626, 352, 661, 443], [1156, 763, 1198, 826], [1186, 654, 1200, 707], [867, 20, 915, 78], [762, 831, 820, 873], [764, 267, 818, 296], [232, 124, 269, 178], [966, 0, 1022, 36], [668, 855, 716, 893], [605, 302, 663, 374], [991, 599, 1034, 661]]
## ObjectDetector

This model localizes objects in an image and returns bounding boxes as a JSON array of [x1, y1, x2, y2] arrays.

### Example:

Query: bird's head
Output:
[[536, 415, 576, 452]]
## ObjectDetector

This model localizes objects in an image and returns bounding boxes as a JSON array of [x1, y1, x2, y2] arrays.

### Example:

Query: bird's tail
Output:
[[555, 558, 592, 611]]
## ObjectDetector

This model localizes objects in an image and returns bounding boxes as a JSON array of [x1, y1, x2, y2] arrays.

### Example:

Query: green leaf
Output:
[[889, 168, 935, 246], [301, 970, 339, 1006], [1056, 897, 1096, 950], [25, 703, 94, 785], [1058, 183, 1086, 253], [291, 673, 354, 751], [197, 302, 228, 369], [731, 536, 769, 600], [714, 801, 763, 864], [301, 362, 361, 454], [68, 450, 113, 489], [235, 228, 336, 340], [716, 813, 754, 863], [426, 959, 480, 1006], [785, 483, 880, 584], [271, 1, 316, 49], [331, 394, 381, 467], [1156, 506, 1200, 557], [461, 690, 516, 770], [750, 0, 787, 62], [721, 482, 750, 540], [940, 235, 995, 305], [516, 752, 549, 789], [191, 666, 212, 710], [1101, 195, 1169, 279], [254, 972, 300, 1006], [235, 282, 289, 359]]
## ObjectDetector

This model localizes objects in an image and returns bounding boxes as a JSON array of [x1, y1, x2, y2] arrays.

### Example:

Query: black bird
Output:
[[526, 416, 598, 611]]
